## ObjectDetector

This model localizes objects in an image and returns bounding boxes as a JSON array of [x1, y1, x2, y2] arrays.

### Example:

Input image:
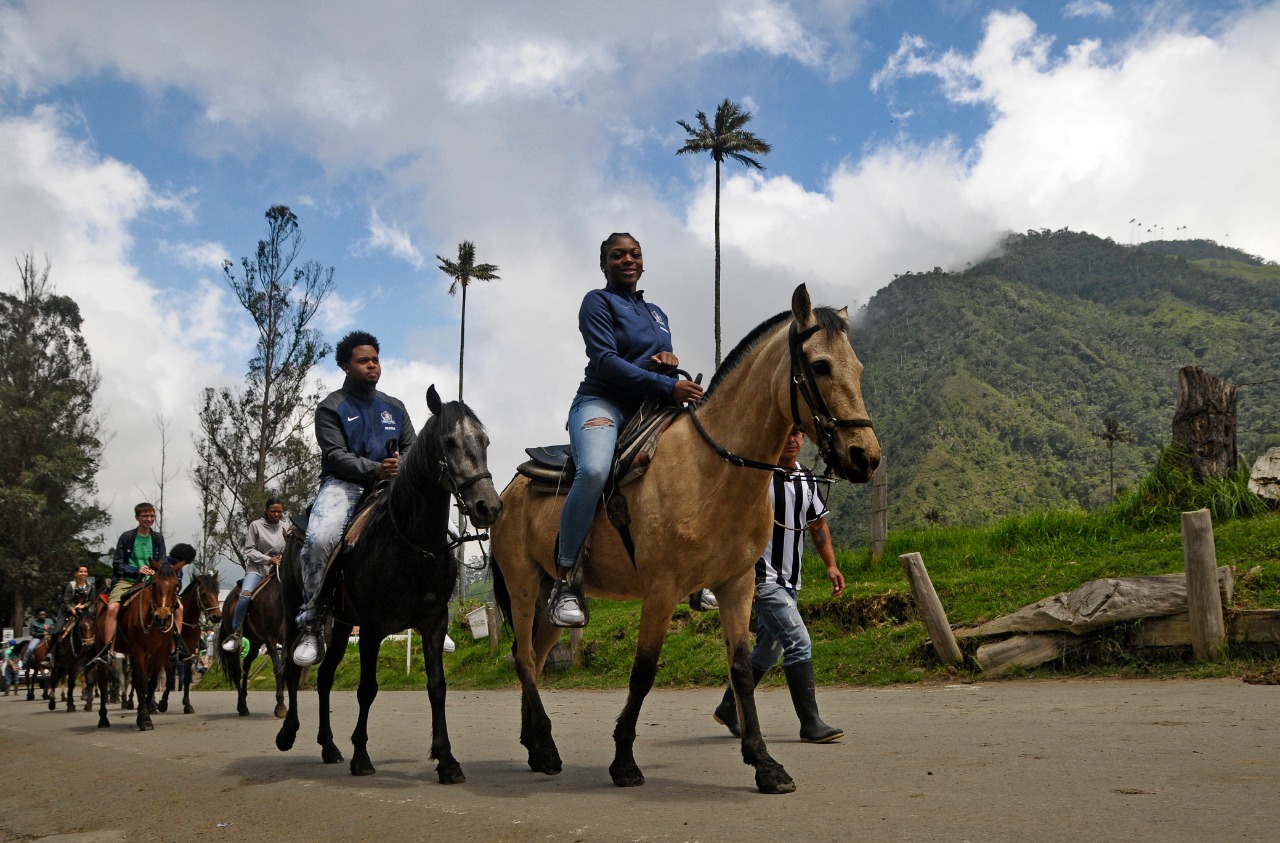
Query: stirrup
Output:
[[546, 579, 587, 628]]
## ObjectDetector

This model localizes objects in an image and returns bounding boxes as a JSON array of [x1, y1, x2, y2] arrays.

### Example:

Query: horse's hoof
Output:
[[609, 760, 645, 788], [437, 763, 466, 785], [48, 700, 56, 711], [98, 718, 110, 729], [527, 747, 562, 775], [350, 758, 376, 776], [138, 721, 154, 732], [322, 744, 344, 764], [275, 729, 297, 752], [238, 708, 250, 717], [183, 704, 194, 714], [274, 705, 287, 719], [157, 701, 168, 713], [83, 704, 92, 712], [754, 765, 797, 795]]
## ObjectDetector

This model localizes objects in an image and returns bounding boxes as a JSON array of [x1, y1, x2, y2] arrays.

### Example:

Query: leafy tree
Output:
[[1099, 414, 1134, 501], [676, 98, 771, 367], [436, 241, 500, 401], [192, 206, 333, 569], [0, 257, 107, 627]]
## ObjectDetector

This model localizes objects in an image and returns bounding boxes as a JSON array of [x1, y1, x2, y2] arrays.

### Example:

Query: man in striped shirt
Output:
[[713, 426, 844, 743]]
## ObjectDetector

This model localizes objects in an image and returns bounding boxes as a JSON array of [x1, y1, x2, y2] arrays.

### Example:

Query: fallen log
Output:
[[954, 567, 1234, 640], [973, 633, 1083, 676], [1133, 609, 1280, 648]]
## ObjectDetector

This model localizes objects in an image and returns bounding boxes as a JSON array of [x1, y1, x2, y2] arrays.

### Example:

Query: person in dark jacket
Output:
[[292, 330, 416, 666], [547, 233, 703, 628]]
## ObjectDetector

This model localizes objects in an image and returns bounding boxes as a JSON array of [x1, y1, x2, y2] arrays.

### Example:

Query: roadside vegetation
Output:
[[199, 454, 1280, 693]]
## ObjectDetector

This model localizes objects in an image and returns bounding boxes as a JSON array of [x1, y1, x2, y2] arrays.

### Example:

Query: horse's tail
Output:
[[489, 552, 513, 633], [216, 639, 242, 686]]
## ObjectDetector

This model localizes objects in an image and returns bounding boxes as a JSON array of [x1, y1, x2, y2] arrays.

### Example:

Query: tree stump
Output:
[[1172, 366, 1237, 478]]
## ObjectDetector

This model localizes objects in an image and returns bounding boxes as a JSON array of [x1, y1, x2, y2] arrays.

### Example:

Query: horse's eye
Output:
[[444, 436, 458, 449], [811, 360, 832, 376]]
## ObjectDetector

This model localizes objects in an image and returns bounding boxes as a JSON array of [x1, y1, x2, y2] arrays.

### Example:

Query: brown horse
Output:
[[217, 572, 288, 718], [22, 638, 52, 701], [159, 571, 222, 715], [91, 559, 186, 730], [46, 605, 97, 711], [489, 285, 880, 794]]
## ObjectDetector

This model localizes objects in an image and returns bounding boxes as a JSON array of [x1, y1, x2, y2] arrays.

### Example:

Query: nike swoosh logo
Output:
[[347, 415, 359, 421]]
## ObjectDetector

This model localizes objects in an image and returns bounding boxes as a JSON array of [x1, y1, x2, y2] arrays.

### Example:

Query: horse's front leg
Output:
[[318, 623, 351, 765], [157, 662, 172, 713], [513, 580, 564, 775], [237, 651, 254, 716], [95, 663, 111, 728], [718, 576, 795, 795], [181, 655, 195, 714], [274, 656, 302, 752], [134, 661, 154, 731], [609, 595, 679, 787], [422, 622, 464, 784], [271, 644, 288, 719], [348, 628, 380, 776]]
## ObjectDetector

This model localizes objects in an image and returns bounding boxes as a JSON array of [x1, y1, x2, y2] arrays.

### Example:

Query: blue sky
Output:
[[1, 0, 1276, 560]]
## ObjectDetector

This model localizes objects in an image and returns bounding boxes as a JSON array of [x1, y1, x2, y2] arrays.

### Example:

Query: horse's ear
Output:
[[171, 560, 187, 572], [791, 284, 814, 328], [837, 306, 849, 321], [427, 384, 443, 416]]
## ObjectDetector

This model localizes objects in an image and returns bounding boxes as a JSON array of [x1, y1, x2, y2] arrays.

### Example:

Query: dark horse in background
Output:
[[91, 559, 186, 730], [159, 571, 222, 715], [275, 386, 502, 782], [47, 603, 97, 711], [217, 571, 288, 718]]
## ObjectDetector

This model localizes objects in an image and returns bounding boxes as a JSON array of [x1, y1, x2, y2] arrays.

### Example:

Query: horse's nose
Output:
[[844, 446, 875, 483], [471, 497, 502, 527]]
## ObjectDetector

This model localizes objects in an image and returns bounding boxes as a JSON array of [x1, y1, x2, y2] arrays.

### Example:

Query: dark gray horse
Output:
[[274, 386, 502, 782]]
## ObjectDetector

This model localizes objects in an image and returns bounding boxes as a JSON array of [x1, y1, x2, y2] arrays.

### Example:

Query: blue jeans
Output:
[[557, 394, 628, 570], [298, 476, 364, 624], [232, 571, 264, 631], [750, 581, 813, 670]]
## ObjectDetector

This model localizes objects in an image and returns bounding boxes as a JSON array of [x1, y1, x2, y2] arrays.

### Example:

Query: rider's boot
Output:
[[172, 632, 192, 661]]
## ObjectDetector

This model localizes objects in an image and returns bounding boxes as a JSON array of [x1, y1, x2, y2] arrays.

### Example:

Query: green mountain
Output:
[[823, 229, 1280, 547]]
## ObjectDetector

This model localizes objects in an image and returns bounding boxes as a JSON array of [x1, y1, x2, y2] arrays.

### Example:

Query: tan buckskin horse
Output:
[[489, 284, 881, 794], [92, 560, 185, 730]]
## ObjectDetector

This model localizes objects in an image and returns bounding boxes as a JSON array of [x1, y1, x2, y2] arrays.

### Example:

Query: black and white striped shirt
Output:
[[754, 464, 828, 591]]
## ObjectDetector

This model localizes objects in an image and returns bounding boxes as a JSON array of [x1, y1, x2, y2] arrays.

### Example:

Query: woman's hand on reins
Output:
[[672, 379, 703, 404]]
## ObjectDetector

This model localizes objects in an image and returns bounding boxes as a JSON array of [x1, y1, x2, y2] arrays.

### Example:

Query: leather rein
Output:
[[687, 321, 873, 479], [385, 427, 491, 563]]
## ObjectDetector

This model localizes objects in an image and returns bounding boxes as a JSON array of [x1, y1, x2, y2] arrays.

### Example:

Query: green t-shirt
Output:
[[128, 532, 154, 580]]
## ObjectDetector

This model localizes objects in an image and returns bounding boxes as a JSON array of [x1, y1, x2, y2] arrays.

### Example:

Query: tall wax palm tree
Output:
[[676, 98, 771, 367], [1099, 414, 1133, 501], [436, 241, 500, 401]]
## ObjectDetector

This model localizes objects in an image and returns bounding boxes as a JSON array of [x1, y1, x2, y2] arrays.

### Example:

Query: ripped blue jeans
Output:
[[750, 581, 813, 669], [557, 393, 628, 570]]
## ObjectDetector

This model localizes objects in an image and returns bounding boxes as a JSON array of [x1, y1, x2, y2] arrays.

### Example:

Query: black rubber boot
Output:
[[713, 665, 767, 738], [783, 660, 843, 743], [172, 632, 192, 661]]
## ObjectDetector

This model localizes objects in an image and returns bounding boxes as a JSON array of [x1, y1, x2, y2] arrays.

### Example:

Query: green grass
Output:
[[198, 465, 1280, 693]]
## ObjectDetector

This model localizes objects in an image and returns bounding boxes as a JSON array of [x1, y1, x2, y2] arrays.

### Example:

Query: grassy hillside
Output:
[[826, 230, 1280, 547]]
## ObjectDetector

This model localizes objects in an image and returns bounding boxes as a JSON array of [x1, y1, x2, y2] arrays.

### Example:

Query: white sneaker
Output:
[[292, 631, 321, 666], [547, 581, 587, 628], [221, 634, 240, 652], [443, 634, 456, 654], [700, 589, 718, 609]]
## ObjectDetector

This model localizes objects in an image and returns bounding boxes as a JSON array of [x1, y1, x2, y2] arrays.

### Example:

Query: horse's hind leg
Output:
[[237, 653, 253, 716], [421, 622, 464, 784], [271, 644, 288, 718], [274, 657, 302, 752], [182, 663, 195, 714], [318, 623, 351, 765], [95, 664, 111, 728], [348, 628, 382, 776]]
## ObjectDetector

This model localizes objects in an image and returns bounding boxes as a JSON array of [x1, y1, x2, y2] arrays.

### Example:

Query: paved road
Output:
[[1, 678, 1277, 842]]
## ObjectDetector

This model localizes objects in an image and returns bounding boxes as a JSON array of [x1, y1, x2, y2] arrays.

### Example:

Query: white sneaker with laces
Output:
[[292, 631, 321, 666], [221, 634, 240, 652], [547, 581, 586, 628], [699, 589, 718, 609]]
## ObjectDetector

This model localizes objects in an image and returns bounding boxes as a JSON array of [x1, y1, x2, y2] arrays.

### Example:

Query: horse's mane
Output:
[[705, 306, 849, 397], [390, 398, 485, 527]]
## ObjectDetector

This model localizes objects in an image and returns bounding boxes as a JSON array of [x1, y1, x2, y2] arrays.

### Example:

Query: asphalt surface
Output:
[[1, 678, 1277, 842]]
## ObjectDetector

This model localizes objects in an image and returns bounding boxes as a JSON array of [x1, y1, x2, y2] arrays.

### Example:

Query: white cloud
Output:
[[160, 239, 230, 271], [1063, 1, 1114, 20], [356, 208, 426, 270]]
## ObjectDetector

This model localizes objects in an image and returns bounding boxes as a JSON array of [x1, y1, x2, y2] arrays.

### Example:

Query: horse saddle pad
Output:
[[517, 400, 682, 494]]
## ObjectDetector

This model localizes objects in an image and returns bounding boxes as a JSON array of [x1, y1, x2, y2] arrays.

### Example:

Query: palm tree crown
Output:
[[436, 241, 500, 401], [676, 98, 771, 367]]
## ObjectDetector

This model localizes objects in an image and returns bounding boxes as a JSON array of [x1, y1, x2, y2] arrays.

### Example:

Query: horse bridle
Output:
[[688, 319, 874, 478], [787, 322, 874, 478], [384, 428, 491, 562]]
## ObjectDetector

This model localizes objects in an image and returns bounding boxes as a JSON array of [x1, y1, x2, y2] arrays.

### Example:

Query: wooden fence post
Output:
[[485, 601, 499, 654], [1182, 508, 1226, 660], [870, 456, 888, 562], [899, 551, 963, 667]]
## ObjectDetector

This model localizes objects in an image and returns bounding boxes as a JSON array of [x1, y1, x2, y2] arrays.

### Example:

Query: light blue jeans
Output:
[[750, 581, 813, 669], [298, 476, 364, 624], [557, 393, 628, 570], [231, 571, 264, 632]]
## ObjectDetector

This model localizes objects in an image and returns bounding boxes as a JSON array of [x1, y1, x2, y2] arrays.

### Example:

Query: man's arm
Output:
[[808, 516, 844, 597], [316, 402, 380, 485]]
